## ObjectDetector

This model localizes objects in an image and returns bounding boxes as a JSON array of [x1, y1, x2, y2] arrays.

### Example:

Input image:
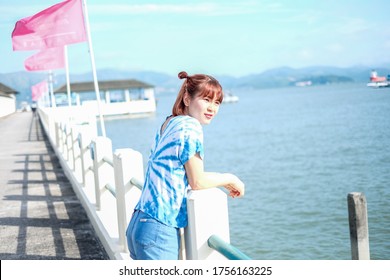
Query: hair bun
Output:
[[178, 71, 188, 79]]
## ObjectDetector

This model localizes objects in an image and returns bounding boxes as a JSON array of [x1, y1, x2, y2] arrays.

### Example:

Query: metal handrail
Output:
[[207, 234, 251, 260], [105, 183, 116, 197], [104, 177, 143, 198], [102, 156, 113, 167], [130, 177, 143, 190]]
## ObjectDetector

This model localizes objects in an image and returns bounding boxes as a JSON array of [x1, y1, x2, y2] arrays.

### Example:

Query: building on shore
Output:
[[0, 83, 19, 118], [53, 79, 156, 119]]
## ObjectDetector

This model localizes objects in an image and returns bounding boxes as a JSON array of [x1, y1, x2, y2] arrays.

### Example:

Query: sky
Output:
[[1, 0, 390, 77]]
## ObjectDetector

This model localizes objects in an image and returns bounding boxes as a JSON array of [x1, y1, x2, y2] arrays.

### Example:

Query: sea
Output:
[[101, 83, 390, 260]]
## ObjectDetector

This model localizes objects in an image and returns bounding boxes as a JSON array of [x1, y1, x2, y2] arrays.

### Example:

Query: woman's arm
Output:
[[184, 153, 245, 197]]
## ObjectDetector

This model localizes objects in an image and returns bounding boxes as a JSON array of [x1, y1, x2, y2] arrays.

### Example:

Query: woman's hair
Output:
[[172, 71, 224, 116]]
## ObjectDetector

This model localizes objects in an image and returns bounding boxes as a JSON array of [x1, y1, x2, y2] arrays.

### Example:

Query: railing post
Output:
[[348, 192, 370, 260], [79, 132, 95, 192], [92, 137, 114, 210], [184, 188, 230, 260], [62, 123, 70, 161], [65, 124, 74, 169], [58, 122, 65, 154], [113, 148, 143, 252], [54, 122, 60, 149], [63, 123, 69, 163], [68, 124, 76, 172], [47, 111, 56, 141], [71, 125, 86, 183]]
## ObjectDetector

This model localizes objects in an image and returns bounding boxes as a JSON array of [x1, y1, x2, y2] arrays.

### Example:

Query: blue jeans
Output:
[[126, 210, 180, 260]]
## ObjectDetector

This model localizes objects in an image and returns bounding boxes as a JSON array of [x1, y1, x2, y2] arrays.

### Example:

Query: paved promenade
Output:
[[0, 112, 108, 259]]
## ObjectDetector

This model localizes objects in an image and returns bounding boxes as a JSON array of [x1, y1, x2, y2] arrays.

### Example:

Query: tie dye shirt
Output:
[[135, 115, 204, 228]]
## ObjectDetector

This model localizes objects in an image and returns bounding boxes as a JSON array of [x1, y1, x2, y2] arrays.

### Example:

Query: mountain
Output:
[[233, 65, 389, 89], [0, 72, 47, 105], [0, 69, 179, 106], [1, 65, 388, 108]]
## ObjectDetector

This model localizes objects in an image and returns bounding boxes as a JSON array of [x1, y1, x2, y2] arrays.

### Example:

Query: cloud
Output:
[[337, 17, 372, 35], [0, 2, 77, 21], [0, 5, 42, 23], [0, 2, 256, 24], [296, 48, 314, 60], [89, 2, 259, 16], [325, 43, 344, 53]]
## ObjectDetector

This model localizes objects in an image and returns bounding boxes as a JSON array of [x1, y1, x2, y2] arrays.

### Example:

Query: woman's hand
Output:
[[185, 155, 245, 197], [224, 174, 245, 198]]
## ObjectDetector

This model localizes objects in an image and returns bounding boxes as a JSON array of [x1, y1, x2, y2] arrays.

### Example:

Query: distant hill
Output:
[[234, 66, 388, 88], [1, 65, 389, 108]]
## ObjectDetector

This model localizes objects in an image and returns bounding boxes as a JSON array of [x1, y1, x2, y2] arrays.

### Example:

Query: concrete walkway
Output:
[[0, 111, 108, 259]]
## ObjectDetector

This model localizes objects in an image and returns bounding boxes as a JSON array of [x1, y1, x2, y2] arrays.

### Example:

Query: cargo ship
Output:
[[367, 70, 390, 88]]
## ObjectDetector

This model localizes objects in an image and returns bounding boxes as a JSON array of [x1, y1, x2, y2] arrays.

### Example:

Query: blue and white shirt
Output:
[[135, 115, 204, 228]]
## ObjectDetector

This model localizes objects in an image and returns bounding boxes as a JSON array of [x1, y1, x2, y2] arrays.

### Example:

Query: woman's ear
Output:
[[183, 92, 190, 107]]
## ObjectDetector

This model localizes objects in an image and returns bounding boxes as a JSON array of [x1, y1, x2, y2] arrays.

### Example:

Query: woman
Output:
[[126, 71, 245, 260]]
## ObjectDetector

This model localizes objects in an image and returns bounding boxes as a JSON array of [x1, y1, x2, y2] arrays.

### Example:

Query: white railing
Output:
[[37, 107, 248, 260]]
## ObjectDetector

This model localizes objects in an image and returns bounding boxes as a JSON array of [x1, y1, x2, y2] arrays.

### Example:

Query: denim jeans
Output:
[[126, 210, 180, 260]]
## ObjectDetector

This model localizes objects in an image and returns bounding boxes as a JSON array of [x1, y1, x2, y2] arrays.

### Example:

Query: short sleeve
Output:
[[178, 118, 204, 165]]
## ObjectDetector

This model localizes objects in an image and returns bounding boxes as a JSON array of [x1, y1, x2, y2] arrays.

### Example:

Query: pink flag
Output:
[[25, 47, 65, 71], [31, 80, 48, 101], [12, 0, 86, 51]]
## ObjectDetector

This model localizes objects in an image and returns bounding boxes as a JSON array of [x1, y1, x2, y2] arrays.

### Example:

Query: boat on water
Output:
[[367, 70, 390, 88], [223, 92, 239, 103], [295, 80, 312, 87]]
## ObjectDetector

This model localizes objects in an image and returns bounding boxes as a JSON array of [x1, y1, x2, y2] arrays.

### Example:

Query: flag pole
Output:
[[48, 70, 56, 108], [81, 0, 106, 137], [44, 80, 50, 107], [64, 45, 72, 107]]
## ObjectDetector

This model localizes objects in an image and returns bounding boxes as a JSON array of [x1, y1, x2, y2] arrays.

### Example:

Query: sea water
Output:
[[103, 83, 390, 260]]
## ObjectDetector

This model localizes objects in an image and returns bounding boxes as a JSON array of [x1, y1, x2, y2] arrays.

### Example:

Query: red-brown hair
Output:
[[172, 71, 224, 116]]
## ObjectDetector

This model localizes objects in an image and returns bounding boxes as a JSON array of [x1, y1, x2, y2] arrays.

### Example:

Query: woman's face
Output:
[[186, 93, 221, 125]]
